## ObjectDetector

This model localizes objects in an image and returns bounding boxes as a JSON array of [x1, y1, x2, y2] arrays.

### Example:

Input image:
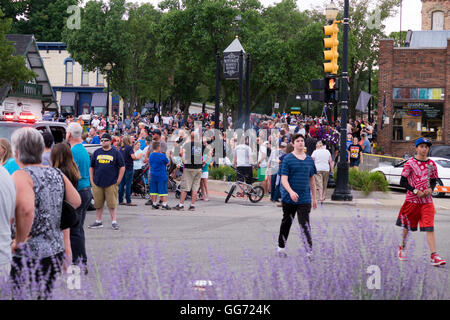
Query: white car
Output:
[[371, 157, 450, 198]]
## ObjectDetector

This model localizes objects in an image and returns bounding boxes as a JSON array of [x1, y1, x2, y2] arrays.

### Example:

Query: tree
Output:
[[11, 0, 79, 42], [0, 10, 37, 89], [334, 0, 402, 119], [159, 0, 237, 122], [388, 30, 407, 47]]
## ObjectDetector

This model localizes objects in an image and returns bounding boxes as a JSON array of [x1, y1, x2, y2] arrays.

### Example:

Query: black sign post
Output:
[[223, 52, 240, 80]]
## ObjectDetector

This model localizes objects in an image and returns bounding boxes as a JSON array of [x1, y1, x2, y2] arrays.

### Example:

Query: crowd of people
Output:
[[2, 106, 445, 299]]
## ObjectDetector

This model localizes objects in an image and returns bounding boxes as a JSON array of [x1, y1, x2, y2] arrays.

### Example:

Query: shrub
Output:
[[209, 165, 236, 181], [334, 168, 389, 195]]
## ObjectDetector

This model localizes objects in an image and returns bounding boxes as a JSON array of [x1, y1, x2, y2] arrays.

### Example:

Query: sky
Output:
[[129, 0, 422, 36]]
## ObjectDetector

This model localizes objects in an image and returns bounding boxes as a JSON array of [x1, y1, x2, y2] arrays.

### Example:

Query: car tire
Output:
[[432, 179, 445, 198]]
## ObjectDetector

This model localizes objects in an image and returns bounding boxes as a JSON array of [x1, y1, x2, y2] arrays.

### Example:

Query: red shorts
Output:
[[396, 201, 435, 232]]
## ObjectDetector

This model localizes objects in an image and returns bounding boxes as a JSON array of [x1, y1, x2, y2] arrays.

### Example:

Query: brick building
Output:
[[377, 0, 450, 157]]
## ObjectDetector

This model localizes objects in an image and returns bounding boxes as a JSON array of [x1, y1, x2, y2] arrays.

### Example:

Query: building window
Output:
[[392, 103, 444, 141], [65, 60, 74, 85], [393, 88, 444, 100], [81, 66, 89, 86], [432, 11, 444, 30], [97, 69, 104, 85]]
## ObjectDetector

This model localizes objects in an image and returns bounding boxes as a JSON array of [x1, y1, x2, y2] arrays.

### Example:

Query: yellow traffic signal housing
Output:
[[323, 22, 339, 74]]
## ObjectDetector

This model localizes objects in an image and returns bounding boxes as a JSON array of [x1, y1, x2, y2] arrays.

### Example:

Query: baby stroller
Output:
[[132, 163, 149, 198], [175, 181, 203, 200]]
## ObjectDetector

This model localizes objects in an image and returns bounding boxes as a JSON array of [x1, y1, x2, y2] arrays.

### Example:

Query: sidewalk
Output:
[[206, 180, 450, 210]]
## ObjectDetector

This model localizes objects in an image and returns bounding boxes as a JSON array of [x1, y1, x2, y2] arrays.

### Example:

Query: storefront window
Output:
[[392, 103, 444, 141], [393, 88, 444, 100]]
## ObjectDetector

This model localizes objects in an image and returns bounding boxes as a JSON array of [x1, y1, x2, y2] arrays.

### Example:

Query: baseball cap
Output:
[[152, 129, 162, 135], [101, 133, 112, 141], [415, 137, 432, 147]]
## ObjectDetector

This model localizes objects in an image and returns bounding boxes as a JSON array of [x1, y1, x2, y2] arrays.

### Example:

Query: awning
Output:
[[91, 92, 107, 107], [60, 92, 76, 106]]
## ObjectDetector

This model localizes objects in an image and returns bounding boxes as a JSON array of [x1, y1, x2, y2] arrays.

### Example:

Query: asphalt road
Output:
[[83, 189, 450, 269]]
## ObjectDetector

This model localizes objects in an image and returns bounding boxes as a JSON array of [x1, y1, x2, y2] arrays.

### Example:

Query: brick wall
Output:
[[377, 38, 449, 157], [422, 0, 450, 30]]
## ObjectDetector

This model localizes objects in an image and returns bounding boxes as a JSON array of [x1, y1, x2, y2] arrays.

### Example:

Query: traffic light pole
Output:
[[332, 0, 353, 201]]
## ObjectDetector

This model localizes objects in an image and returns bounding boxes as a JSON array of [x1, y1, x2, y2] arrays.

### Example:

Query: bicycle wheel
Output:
[[248, 186, 264, 203], [225, 185, 236, 203]]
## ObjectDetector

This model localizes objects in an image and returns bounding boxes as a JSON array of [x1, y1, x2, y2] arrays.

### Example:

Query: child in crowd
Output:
[[148, 142, 171, 210]]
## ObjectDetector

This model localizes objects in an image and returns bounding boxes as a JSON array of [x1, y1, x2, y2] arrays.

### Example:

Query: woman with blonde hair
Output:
[[0, 138, 19, 174]]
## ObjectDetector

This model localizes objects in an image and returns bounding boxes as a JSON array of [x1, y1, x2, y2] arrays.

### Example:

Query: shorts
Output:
[[92, 183, 118, 209], [201, 171, 209, 179], [314, 171, 329, 192], [350, 159, 360, 167], [181, 168, 202, 192], [396, 201, 435, 232], [257, 167, 267, 182], [149, 176, 168, 196]]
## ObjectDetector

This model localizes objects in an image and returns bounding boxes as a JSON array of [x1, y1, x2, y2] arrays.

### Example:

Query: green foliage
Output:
[[10, 0, 79, 41], [0, 10, 37, 89], [209, 165, 258, 181], [210, 165, 237, 181], [334, 167, 389, 195]]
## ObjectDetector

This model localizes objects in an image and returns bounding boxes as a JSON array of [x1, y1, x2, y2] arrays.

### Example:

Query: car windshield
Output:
[[0, 124, 29, 141], [436, 160, 450, 168]]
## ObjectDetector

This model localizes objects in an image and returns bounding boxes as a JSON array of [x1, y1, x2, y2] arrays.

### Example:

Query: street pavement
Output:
[[83, 187, 450, 273]]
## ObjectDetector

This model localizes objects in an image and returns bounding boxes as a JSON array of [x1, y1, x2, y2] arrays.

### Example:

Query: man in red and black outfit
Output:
[[396, 137, 446, 266]]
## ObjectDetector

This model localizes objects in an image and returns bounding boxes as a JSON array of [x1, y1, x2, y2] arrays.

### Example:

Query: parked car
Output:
[[429, 145, 450, 160], [370, 157, 450, 198]]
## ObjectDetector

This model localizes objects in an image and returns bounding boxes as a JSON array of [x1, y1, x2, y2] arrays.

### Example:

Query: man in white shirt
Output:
[[91, 115, 100, 129], [233, 135, 253, 184], [311, 141, 334, 202]]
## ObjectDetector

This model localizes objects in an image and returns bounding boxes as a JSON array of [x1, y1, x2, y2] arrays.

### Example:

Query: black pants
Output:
[[278, 203, 312, 250], [10, 251, 64, 300], [237, 166, 253, 184], [71, 188, 92, 265]]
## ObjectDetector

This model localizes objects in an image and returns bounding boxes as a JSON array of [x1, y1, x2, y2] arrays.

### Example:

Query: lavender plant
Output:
[[0, 210, 448, 300]]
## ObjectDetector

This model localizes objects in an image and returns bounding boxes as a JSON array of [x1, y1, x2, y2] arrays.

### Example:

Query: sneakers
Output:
[[173, 204, 184, 211], [145, 199, 153, 206], [188, 205, 195, 211], [152, 204, 160, 210], [112, 222, 119, 230], [277, 247, 287, 258], [398, 245, 407, 261], [431, 253, 446, 266], [161, 204, 171, 210], [88, 221, 103, 229]]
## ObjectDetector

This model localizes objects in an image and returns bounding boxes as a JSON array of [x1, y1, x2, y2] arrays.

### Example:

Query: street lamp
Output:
[[325, 0, 339, 22], [104, 62, 112, 118], [331, 0, 353, 201]]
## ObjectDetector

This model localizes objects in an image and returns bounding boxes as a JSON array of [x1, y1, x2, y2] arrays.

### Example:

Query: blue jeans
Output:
[[71, 187, 92, 265], [119, 169, 134, 203], [270, 173, 281, 202]]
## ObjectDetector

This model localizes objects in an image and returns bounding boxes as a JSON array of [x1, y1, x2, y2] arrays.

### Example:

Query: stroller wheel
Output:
[[175, 190, 180, 199]]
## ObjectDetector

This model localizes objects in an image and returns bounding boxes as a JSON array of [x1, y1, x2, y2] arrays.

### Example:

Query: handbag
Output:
[[60, 172, 80, 230]]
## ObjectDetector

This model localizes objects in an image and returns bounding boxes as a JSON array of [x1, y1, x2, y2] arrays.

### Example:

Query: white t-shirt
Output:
[[133, 149, 145, 170], [258, 142, 268, 167], [0, 167, 15, 266], [311, 148, 331, 172], [154, 115, 159, 124], [234, 144, 252, 167], [91, 118, 100, 128], [298, 128, 306, 136], [162, 116, 171, 125]]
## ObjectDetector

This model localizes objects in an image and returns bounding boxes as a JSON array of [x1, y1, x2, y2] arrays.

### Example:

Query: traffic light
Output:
[[323, 21, 339, 74], [325, 76, 339, 103]]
